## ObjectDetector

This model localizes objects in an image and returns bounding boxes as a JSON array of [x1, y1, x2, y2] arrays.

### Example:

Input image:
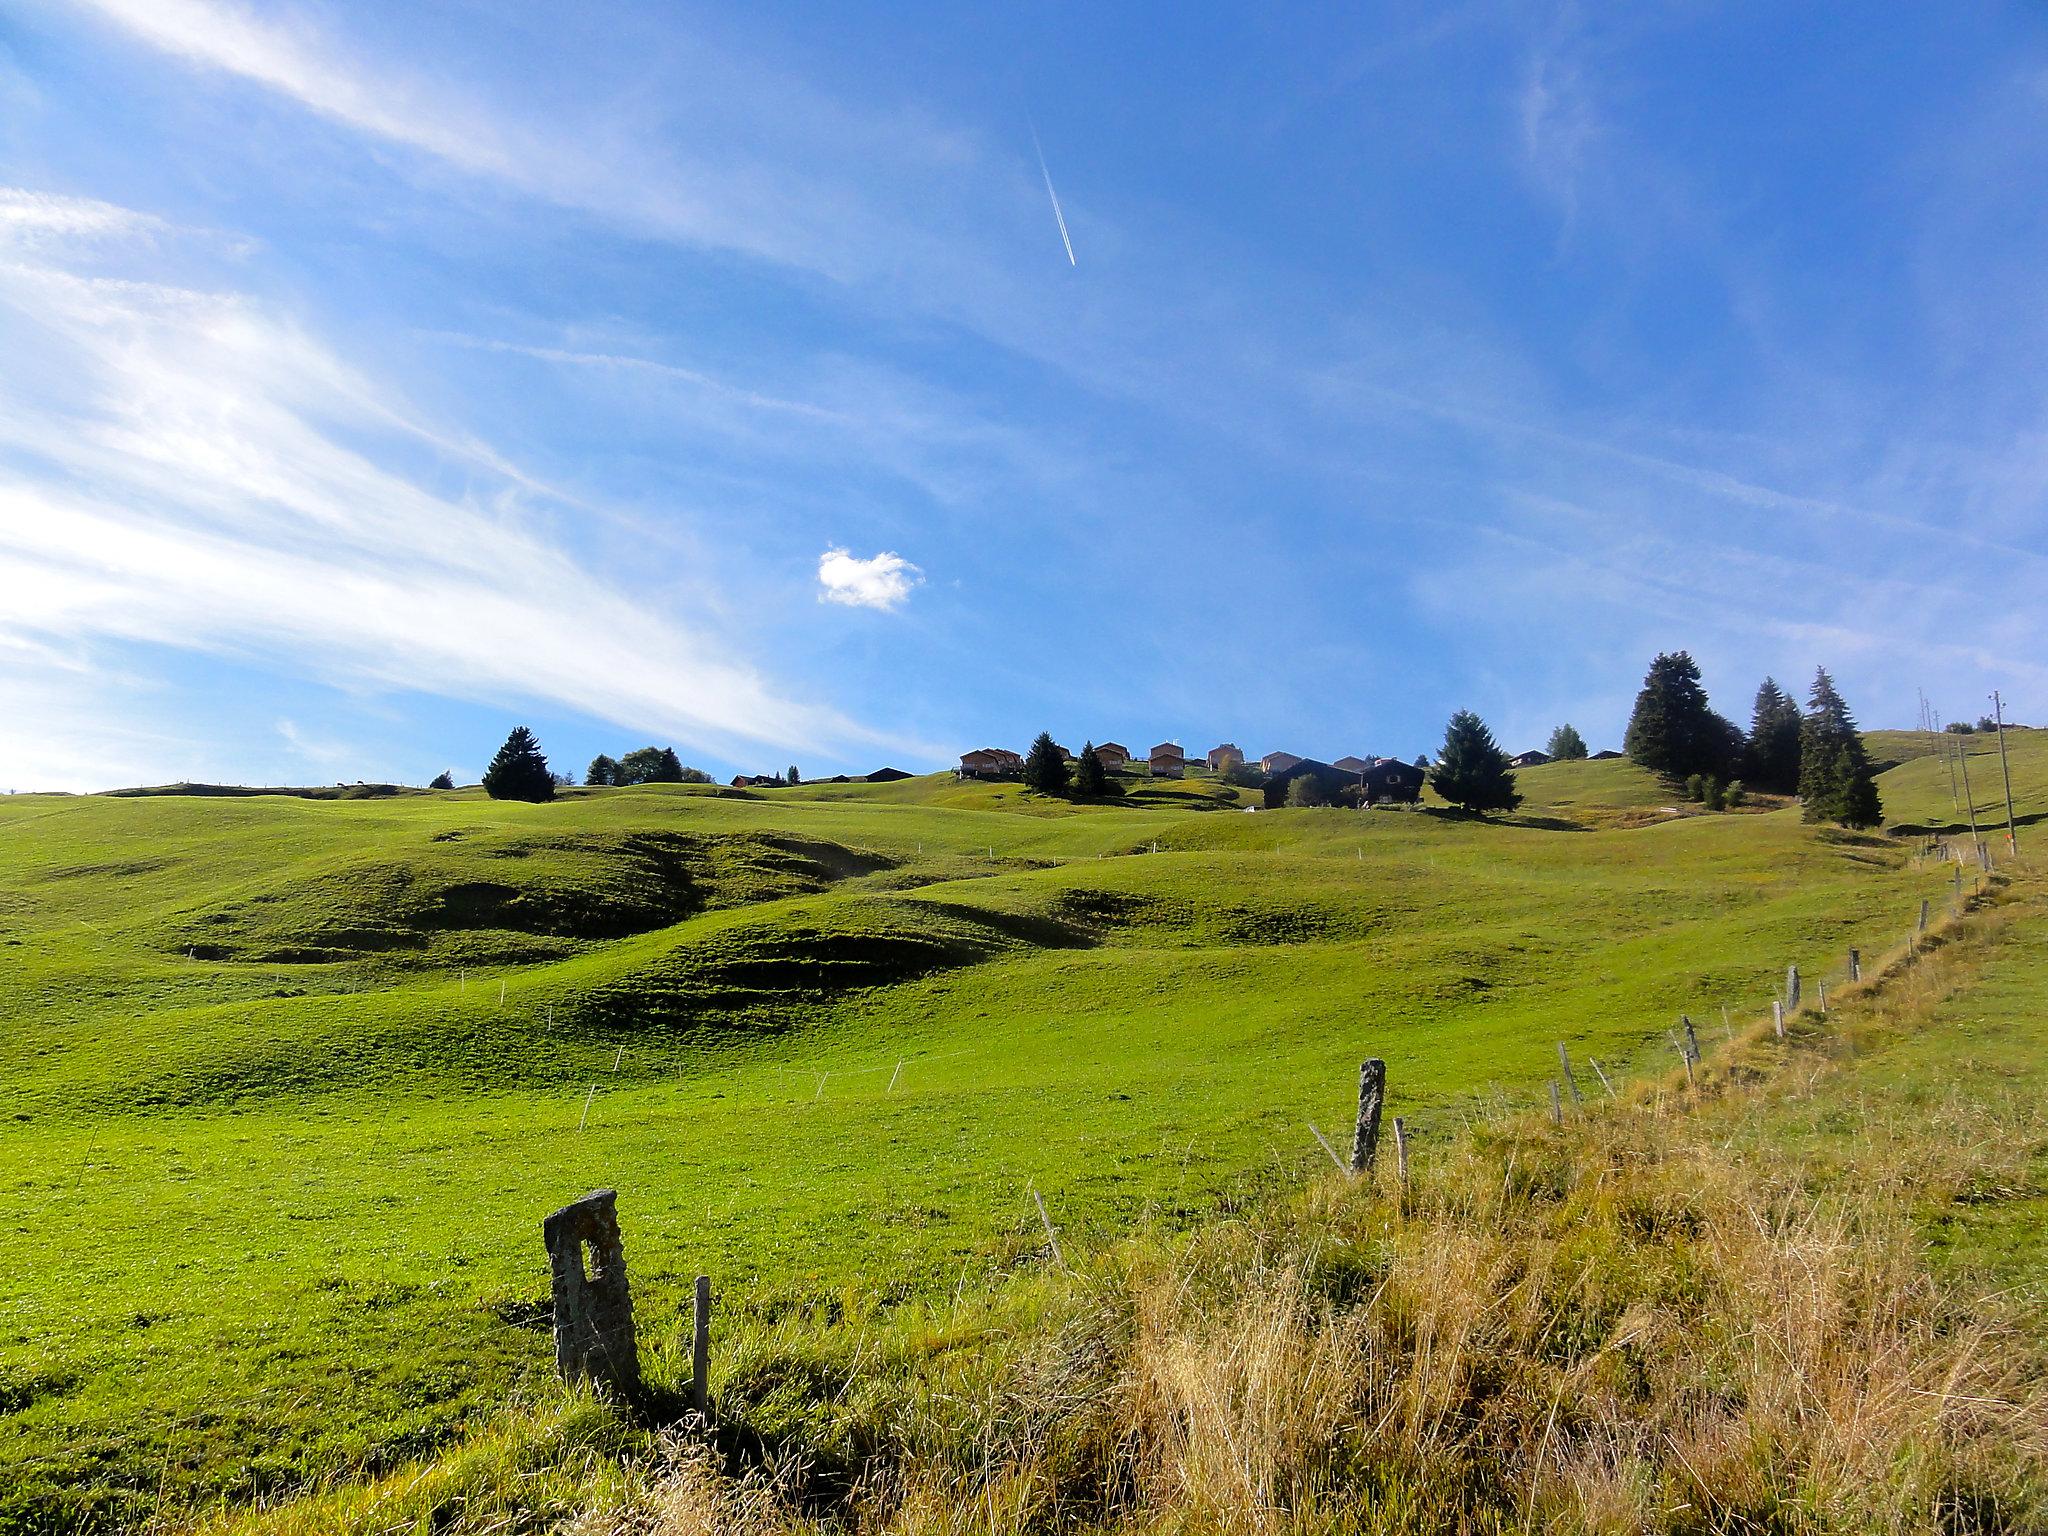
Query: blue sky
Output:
[[1, 2, 2043, 790]]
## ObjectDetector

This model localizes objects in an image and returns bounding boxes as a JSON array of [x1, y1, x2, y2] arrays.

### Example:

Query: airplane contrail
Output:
[[1031, 125, 1076, 266]]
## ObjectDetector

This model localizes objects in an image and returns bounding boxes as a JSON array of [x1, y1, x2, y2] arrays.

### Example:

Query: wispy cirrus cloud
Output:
[[0, 191, 903, 785]]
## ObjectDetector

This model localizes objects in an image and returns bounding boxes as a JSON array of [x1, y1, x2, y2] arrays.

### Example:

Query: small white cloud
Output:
[[817, 546, 923, 611]]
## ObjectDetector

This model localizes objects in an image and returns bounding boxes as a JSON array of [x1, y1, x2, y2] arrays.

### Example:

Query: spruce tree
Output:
[[428, 770, 455, 790], [1743, 678, 1802, 795], [1430, 711, 1521, 814], [1797, 668, 1883, 828], [1545, 723, 1588, 760], [1625, 651, 1739, 781], [1072, 741, 1109, 797], [655, 748, 685, 783], [481, 726, 555, 802], [584, 754, 620, 787], [1022, 731, 1070, 796]]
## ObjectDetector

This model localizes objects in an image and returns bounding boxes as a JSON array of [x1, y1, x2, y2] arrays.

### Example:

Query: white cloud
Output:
[[0, 186, 165, 246], [0, 194, 904, 783], [817, 547, 922, 611]]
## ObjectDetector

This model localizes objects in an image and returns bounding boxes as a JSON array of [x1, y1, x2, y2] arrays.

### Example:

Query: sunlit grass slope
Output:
[[0, 755, 1994, 1530]]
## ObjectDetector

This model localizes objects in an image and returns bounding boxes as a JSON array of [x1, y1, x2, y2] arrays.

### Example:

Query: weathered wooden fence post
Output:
[[1351, 1059, 1386, 1174], [1785, 965, 1801, 1012], [1772, 1000, 1785, 1039], [1682, 1016, 1701, 1065], [691, 1274, 711, 1417], [1669, 1030, 1695, 1086], [543, 1189, 640, 1398], [1392, 1116, 1410, 1196], [1848, 948, 1861, 983], [1548, 1079, 1563, 1125], [1817, 978, 1827, 1015], [1919, 898, 1930, 934], [1556, 1042, 1582, 1106], [1954, 867, 1964, 912]]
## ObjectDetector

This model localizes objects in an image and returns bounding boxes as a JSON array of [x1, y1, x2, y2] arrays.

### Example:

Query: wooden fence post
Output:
[[1785, 965, 1800, 1012], [1556, 1042, 1582, 1106], [1848, 948, 1861, 983], [1772, 1000, 1784, 1039], [1392, 1116, 1410, 1195], [1817, 978, 1827, 1015], [1351, 1060, 1386, 1174], [692, 1275, 711, 1417], [543, 1189, 640, 1399], [1669, 1030, 1695, 1085], [1589, 1058, 1616, 1098], [1919, 898, 1930, 934], [1682, 1016, 1701, 1064], [1548, 1080, 1563, 1125]]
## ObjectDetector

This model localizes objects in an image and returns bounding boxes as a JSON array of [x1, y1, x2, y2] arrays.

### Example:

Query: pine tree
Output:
[[1430, 711, 1521, 813], [481, 726, 554, 802], [1743, 678, 1802, 794], [656, 749, 685, 783], [1625, 651, 1740, 781], [1545, 723, 1588, 760], [584, 754, 620, 787], [1022, 731, 1070, 796], [786, 764, 801, 785], [428, 770, 455, 790], [1072, 741, 1109, 797], [1797, 668, 1883, 828]]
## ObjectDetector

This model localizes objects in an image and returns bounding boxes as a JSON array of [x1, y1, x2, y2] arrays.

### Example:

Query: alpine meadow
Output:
[[5, 5, 2048, 1533]]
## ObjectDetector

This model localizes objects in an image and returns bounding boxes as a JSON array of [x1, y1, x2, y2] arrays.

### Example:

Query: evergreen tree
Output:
[[1545, 723, 1589, 761], [1022, 731, 1070, 796], [1743, 678, 1803, 795], [584, 754, 620, 787], [428, 770, 455, 790], [655, 748, 685, 782], [481, 726, 554, 802], [1430, 711, 1521, 814], [785, 764, 801, 785], [1797, 668, 1883, 828], [1624, 651, 1740, 781], [1072, 741, 1109, 797]]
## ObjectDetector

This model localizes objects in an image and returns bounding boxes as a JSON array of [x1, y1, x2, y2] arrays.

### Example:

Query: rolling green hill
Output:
[[0, 742, 2034, 1531]]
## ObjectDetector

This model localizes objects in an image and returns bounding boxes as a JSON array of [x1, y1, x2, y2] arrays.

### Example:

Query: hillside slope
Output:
[[0, 750, 2028, 1532]]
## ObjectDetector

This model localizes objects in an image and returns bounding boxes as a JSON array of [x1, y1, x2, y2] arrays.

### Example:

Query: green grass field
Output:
[[2, 733, 2044, 1531]]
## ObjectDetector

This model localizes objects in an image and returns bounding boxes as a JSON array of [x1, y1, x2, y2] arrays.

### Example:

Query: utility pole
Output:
[[1991, 690, 2019, 856], [1934, 707, 1959, 810], [1957, 726, 1984, 864]]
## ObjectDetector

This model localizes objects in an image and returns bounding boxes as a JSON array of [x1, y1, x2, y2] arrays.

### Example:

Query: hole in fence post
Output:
[[542, 1189, 640, 1400], [1351, 1059, 1385, 1174]]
